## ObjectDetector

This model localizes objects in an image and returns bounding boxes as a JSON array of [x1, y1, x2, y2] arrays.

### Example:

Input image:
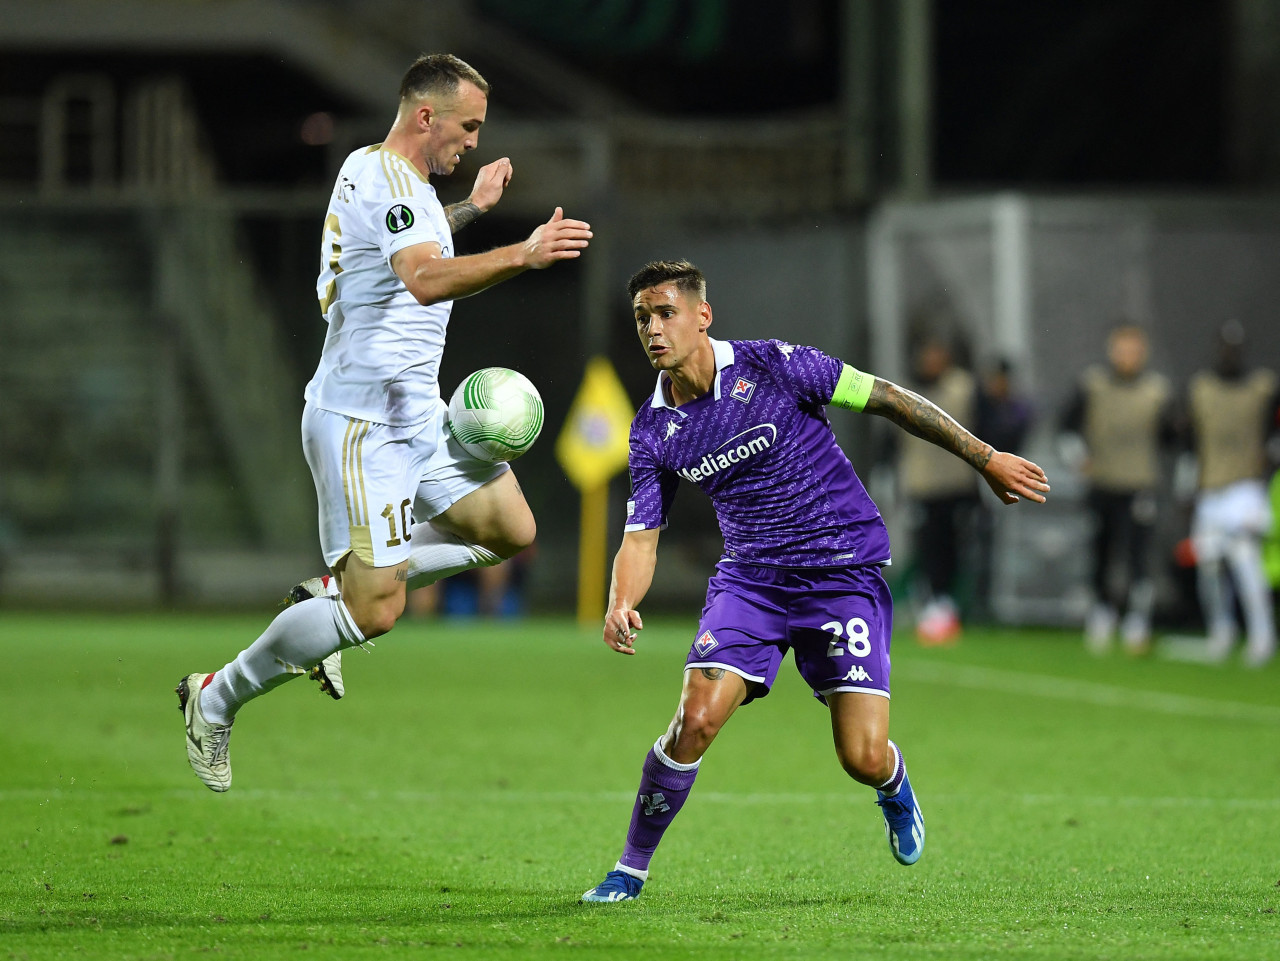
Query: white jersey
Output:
[[305, 145, 454, 426]]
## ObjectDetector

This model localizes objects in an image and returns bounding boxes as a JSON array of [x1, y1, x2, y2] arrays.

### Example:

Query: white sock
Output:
[[200, 597, 365, 725], [405, 522, 502, 591]]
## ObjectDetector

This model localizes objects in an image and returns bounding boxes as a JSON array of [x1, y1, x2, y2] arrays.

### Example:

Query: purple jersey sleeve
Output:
[[624, 425, 678, 532], [759, 340, 845, 408]]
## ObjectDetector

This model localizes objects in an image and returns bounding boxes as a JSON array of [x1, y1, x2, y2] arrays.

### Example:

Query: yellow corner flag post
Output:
[[555, 357, 636, 625]]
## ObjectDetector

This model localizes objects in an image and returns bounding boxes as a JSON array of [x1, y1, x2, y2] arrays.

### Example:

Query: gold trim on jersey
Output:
[[364, 143, 383, 154], [349, 525, 375, 566], [342, 418, 371, 528], [379, 149, 412, 198], [381, 147, 429, 185]]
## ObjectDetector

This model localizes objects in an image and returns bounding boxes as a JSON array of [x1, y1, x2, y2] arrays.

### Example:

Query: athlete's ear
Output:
[[699, 300, 713, 331], [417, 103, 435, 131]]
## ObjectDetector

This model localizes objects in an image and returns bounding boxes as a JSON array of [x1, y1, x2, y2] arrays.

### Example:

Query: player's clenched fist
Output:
[[603, 608, 642, 655], [522, 207, 592, 269]]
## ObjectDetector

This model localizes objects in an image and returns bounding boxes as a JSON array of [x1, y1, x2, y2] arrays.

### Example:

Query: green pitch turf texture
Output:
[[1, 612, 1277, 960]]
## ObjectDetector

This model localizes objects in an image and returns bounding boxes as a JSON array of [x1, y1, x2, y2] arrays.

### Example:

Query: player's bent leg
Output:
[[829, 691, 924, 866], [334, 552, 409, 640], [665, 665, 751, 764], [583, 669, 749, 903], [430, 470, 536, 560], [828, 690, 892, 786]]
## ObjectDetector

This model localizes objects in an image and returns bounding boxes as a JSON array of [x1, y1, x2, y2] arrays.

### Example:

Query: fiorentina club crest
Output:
[[694, 630, 719, 657], [730, 377, 756, 403]]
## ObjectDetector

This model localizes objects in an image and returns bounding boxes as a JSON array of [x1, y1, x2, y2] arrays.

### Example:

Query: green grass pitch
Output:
[[1, 610, 1277, 960]]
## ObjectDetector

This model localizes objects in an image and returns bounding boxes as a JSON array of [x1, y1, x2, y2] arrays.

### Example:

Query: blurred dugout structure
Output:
[[2, 0, 1280, 618]]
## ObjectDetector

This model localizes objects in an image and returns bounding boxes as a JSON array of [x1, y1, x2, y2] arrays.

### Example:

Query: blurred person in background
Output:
[[1186, 321, 1279, 666], [897, 335, 979, 644], [1061, 324, 1175, 655], [176, 54, 592, 793], [973, 358, 1035, 621]]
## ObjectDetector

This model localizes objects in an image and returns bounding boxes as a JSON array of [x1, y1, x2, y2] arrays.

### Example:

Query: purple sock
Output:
[[618, 739, 700, 875], [878, 740, 905, 797]]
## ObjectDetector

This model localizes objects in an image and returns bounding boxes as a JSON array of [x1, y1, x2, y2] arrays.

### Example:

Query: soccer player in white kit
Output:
[[176, 54, 592, 792]]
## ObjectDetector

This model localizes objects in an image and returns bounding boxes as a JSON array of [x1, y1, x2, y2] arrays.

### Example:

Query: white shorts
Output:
[[1192, 479, 1272, 562], [301, 400, 508, 569]]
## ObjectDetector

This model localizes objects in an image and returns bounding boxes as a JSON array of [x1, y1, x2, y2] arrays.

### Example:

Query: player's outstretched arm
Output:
[[392, 207, 592, 306], [603, 528, 660, 655], [863, 377, 1050, 505], [444, 157, 513, 233]]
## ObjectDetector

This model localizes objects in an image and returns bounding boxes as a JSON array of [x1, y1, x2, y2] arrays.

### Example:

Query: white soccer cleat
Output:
[[285, 575, 346, 700], [287, 574, 340, 606], [309, 652, 344, 700], [176, 673, 233, 792]]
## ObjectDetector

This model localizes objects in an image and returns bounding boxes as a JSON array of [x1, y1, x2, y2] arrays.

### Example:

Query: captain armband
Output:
[[831, 364, 875, 412]]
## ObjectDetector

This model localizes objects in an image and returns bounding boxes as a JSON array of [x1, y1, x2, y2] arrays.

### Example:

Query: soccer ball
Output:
[[446, 367, 545, 463]]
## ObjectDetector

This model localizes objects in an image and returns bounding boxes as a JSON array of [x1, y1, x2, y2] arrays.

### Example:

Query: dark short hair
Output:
[[626, 260, 706, 302], [399, 53, 490, 102]]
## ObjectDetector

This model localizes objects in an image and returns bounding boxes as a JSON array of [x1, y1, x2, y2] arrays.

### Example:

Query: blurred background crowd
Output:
[[2, 0, 1279, 664]]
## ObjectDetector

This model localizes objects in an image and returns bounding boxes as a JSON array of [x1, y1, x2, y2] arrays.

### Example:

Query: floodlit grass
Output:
[[1, 610, 1277, 959]]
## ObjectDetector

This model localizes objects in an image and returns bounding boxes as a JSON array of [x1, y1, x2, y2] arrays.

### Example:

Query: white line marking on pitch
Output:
[[3, 789, 1280, 810], [900, 661, 1280, 725]]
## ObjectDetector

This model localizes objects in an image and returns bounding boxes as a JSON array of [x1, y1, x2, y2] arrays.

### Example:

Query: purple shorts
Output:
[[686, 560, 894, 705]]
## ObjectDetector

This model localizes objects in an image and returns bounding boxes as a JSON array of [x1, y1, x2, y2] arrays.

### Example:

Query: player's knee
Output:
[[483, 515, 536, 560], [837, 739, 888, 786], [671, 705, 722, 760], [347, 594, 405, 640]]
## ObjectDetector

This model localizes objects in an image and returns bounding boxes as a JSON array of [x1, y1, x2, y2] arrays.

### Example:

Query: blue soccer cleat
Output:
[[581, 869, 644, 902], [876, 771, 925, 865]]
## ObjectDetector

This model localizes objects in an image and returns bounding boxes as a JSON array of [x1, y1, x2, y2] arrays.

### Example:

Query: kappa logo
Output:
[[694, 630, 718, 657], [663, 420, 682, 440], [385, 204, 414, 232], [777, 343, 796, 359], [730, 377, 756, 403], [641, 792, 670, 816], [843, 664, 873, 683]]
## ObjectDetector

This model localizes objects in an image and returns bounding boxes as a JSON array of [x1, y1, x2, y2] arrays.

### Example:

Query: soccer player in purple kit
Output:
[[580, 261, 1050, 902]]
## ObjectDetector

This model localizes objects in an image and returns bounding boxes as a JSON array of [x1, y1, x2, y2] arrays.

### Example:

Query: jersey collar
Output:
[[649, 338, 735, 409]]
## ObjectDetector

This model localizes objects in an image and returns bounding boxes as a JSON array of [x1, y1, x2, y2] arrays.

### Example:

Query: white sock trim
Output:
[[653, 737, 701, 772], [333, 598, 367, 648], [614, 861, 649, 881], [878, 741, 903, 793]]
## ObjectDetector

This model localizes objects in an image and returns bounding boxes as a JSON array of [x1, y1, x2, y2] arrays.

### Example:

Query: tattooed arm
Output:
[[863, 377, 1050, 504], [444, 201, 482, 233], [864, 379, 994, 471]]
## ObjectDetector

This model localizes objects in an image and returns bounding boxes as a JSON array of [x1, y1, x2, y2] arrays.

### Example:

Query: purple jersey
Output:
[[624, 338, 891, 567]]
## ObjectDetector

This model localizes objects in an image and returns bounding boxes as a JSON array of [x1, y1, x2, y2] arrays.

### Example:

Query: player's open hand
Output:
[[467, 157, 513, 213], [604, 608, 643, 655], [982, 451, 1050, 505], [522, 207, 592, 269]]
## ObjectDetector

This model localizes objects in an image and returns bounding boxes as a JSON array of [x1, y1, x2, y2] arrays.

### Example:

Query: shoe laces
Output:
[[876, 793, 910, 820], [206, 723, 232, 763]]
